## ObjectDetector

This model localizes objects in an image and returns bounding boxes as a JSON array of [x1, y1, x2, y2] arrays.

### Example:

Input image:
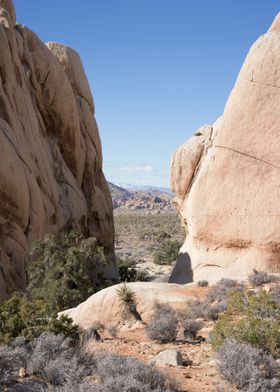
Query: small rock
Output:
[[151, 349, 183, 367], [208, 359, 219, 367], [18, 367, 27, 379]]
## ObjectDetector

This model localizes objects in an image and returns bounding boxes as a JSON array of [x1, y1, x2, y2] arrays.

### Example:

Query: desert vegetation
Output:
[[0, 332, 178, 391], [146, 302, 178, 343], [211, 285, 280, 390], [29, 231, 111, 311], [0, 231, 111, 346], [115, 212, 184, 280], [143, 276, 280, 391]]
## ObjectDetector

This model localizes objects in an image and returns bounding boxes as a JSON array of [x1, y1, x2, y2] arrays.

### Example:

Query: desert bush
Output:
[[216, 338, 279, 391], [197, 280, 209, 287], [185, 278, 243, 321], [248, 271, 280, 286], [0, 337, 31, 384], [117, 259, 137, 282], [95, 352, 179, 391], [271, 286, 280, 306], [211, 290, 280, 357], [153, 239, 182, 265], [0, 293, 80, 344], [29, 232, 108, 311], [0, 332, 96, 389], [206, 278, 243, 303], [245, 377, 280, 392], [146, 302, 178, 343], [28, 332, 96, 386], [135, 268, 151, 282], [138, 229, 171, 242], [106, 324, 118, 338], [1, 331, 179, 391], [182, 319, 202, 340], [185, 298, 227, 321]]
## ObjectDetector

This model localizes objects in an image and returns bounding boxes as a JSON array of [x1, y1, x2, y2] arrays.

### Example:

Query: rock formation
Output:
[[0, 0, 116, 301], [170, 14, 280, 283], [60, 282, 198, 328], [109, 182, 173, 211]]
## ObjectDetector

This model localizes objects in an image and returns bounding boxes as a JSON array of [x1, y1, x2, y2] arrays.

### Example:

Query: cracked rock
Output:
[[169, 12, 280, 284]]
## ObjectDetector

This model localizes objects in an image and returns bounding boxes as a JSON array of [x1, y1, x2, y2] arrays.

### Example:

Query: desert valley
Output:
[[0, 1, 280, 391]]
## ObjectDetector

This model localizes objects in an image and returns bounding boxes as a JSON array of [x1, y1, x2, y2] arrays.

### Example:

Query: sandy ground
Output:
[[86, 323, 228, 392]]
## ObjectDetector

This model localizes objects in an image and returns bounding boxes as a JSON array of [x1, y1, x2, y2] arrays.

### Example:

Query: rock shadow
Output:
[[168, 252, 193, 284]]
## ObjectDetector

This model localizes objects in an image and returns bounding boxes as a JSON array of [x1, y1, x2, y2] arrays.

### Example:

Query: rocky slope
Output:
[[0, 0, 116, 301], [170, 13, 280, 283], [109, 182, 173, 211]]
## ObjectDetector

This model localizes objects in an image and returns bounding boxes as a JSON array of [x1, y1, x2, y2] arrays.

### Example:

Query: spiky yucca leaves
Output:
[[116, 283, 142, 321]]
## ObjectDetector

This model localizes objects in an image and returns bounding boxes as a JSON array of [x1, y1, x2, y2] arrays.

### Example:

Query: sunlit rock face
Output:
[[170, 14, 280, 283], [0, 0, 116, 301]]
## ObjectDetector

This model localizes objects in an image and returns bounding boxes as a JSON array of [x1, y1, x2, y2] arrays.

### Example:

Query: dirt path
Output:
[[87, 325, 226, 392]]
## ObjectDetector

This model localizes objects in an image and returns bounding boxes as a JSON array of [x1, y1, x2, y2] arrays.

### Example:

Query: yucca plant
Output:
[[116, 283, 141, 321]]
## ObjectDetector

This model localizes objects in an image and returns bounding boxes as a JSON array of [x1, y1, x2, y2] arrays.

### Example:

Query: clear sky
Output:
[[14, 0, 279, 187]]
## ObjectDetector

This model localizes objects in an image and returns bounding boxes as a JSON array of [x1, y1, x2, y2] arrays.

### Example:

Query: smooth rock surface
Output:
[[0, 0, 116, 300], [170, 14, 280, 283], [152, 349, 183, 367], [60, 282, 197, 328]]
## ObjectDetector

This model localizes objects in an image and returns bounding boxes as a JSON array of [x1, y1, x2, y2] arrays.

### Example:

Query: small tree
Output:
[[28, 232, 108, 311], [153, 240, 182, 265]]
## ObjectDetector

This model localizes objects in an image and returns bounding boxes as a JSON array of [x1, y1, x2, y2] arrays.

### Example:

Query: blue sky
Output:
[[14, 1, 280, 187]]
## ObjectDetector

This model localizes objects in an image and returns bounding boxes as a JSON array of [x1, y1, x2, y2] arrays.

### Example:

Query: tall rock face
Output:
[[170, 14, 280, 283], [0, 0, 116, 301]]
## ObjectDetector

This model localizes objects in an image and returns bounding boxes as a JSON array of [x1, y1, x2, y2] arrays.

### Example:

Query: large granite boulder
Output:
[[60, 282, 198, 328], [170, 14, 280, 283], [0, 0, 116, 301]]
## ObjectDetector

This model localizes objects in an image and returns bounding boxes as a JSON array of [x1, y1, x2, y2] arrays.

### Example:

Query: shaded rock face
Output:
[[0, 0, 116, 301], [170, 14, 280, 283]]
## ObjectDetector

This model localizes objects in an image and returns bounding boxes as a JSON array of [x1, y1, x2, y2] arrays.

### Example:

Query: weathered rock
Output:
[[151, 349, 183, 367], [0, 0, 116, 301], [60, 282, 198, 328], [170, 14, 280, 283]]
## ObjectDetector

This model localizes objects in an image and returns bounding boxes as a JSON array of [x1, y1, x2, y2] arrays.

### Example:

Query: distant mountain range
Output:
[[108, 182, 173, 211], [115, 183, 172, 194]]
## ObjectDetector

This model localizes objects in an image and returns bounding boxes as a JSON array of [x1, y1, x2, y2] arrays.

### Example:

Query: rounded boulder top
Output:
[[268, 13, 280, 33]]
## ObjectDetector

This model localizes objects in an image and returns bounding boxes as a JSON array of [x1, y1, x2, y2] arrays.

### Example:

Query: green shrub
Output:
[[117, 259, 137, 282], [28, 232, 108, 311], [153, 240, 182, 265], [0, 293, 80, 345], [211, 290, 280, 357]]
